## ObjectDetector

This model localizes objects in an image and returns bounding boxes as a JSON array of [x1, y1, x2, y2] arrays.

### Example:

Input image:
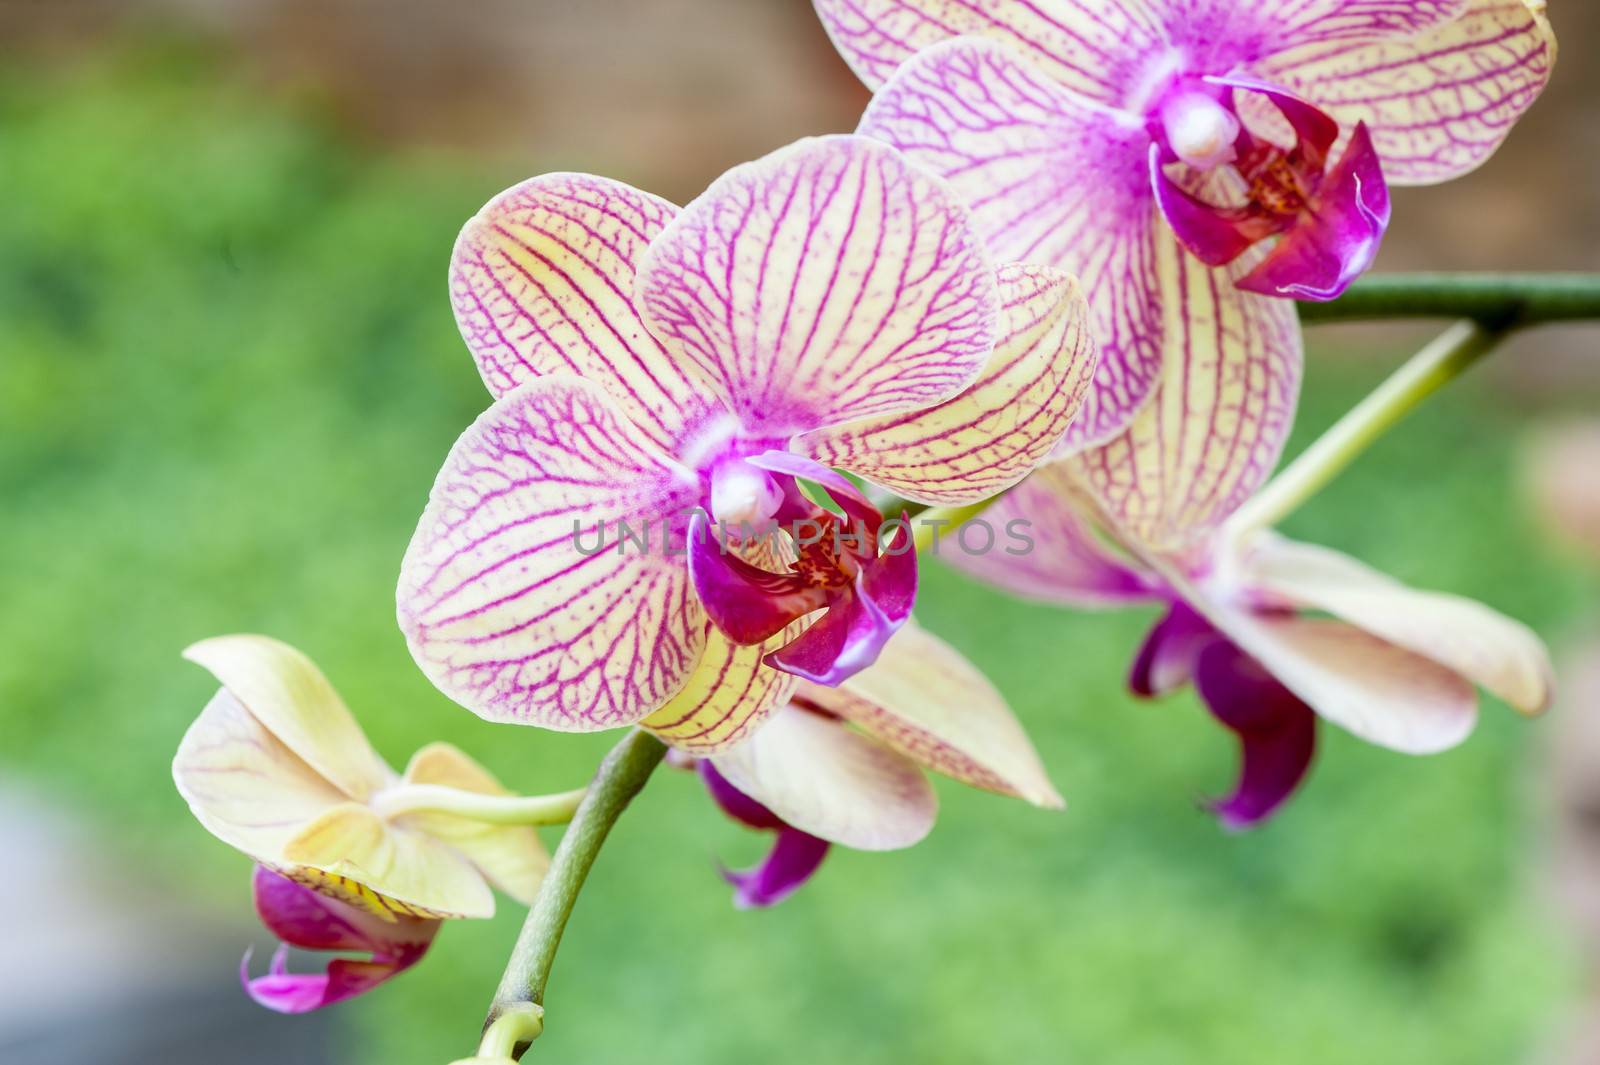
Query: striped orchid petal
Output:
[[1239, 533, 1555, 714], [794, 264, 1097, 506], [397, 375, 705, 731], [635, 135, 999, 440], [812, 0, 1166, 102], [1071, 232, 1302, 551], [449, 173, 720, 456], [948, 460, 1160, 608], [643, 627, 799, 755], [711, 703, 937, 851], [858, 37, 1164, 449], [1260, 0, 1555, 183], [800, 624, 1063, 808]]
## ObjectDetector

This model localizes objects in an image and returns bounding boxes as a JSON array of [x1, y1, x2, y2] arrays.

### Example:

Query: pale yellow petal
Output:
[[282, 802, 495, 920], [798, 625, 1062, 808], [397, 743, 550, 905], [172, 689, 347, 863], [711, 705, 937, 851], [183, 635, 393, 800], [1240, 534, 1553, 714]]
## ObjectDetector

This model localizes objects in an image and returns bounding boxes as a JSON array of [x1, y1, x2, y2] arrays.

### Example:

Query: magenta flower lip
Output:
[[243, 866, 440, 1014]]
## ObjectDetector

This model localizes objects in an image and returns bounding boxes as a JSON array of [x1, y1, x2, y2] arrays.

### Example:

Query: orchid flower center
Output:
[[1145, 74, 1391, 301], [710, 457, 784, 528], [1158, 88, 1239, 171]]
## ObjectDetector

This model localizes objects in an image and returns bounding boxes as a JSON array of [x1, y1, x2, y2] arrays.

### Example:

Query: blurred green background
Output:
[[3, 7, 1600, 1064]]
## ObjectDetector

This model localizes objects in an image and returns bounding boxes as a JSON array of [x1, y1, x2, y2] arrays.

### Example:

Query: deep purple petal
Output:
[[1129, 600, 1218, 697], [1209, 75, 1339, 163], [1236, 122, 1390, 301], [688, 512, 825, 645], [699, 759, 785, 831], [252, 866, 393, 953], [244, 868, 439, 1014], [766, 548, 916, 687], [1149, 145, 1278, 268], [722, 827, 831, 909], [1192, 639, 1318, 831]]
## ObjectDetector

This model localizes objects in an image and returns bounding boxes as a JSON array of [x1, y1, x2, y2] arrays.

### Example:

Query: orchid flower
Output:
[[399, 134, 1097, 753], [173, 635, 552, 1009], [697, 623, 1063, 906], [814, 0, 1555, 539], [958, 464, 1553, 826]]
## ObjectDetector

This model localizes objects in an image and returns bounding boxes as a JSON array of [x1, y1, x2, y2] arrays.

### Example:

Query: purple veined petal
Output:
[[711, 703, 937, 850], [688, 511, 826, 646], [1129, 599, 1219, 697], [643, 624, 799, 755], [1070, 224, 1303, 551], [1236, 0, 1469, 42], [1235, 122, 1391, 301], [1149, 145, 1279, 268], [245, 867, 439, 1014], [946, 461, 1162, 608], [859, 37, 1165, 450], [636, 135, 999, 440], [723, 827, 832, 910], [449, 173, 724, 456], [699, 759, 786, 831], [1191, 639, 1318, 831], [794, 264, 1100, 506], [1259, 0, 1555, 184], [812, 0, 1168, 103], [398, 375, 706, 731], [765, 525, 916, 687]]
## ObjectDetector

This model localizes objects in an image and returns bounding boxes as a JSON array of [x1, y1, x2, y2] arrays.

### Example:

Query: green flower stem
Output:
[[369, 785, 587, 826], [482, 728, 668, 1058], [1229, 320, 1504, 535], [1298, 273, 1600, 329]]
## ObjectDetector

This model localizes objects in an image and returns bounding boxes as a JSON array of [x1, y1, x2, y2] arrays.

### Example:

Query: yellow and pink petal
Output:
[[397, 375, 706, 732]]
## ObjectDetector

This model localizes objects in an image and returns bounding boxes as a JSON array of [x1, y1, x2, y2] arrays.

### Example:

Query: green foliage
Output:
[[0, 42, 1588, 1064]]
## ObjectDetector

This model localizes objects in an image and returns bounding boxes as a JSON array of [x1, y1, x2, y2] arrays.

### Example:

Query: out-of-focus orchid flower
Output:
[[695, 624, 1063, 906], [244, 865, 439, 1013], [400, 134, 1097, 753], [815, 0, 1554, 533], [174, 635, 553, 1008], [1528, 422, 1600, 561], [960, 464, 1553, 827]]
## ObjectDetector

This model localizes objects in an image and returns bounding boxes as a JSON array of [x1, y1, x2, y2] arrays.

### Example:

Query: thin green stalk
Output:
[[482, 728, 668, 1058], [370, 785, 586, 826], [1229, 320, 1505, 535], [1298, 272, 1600, 328]]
